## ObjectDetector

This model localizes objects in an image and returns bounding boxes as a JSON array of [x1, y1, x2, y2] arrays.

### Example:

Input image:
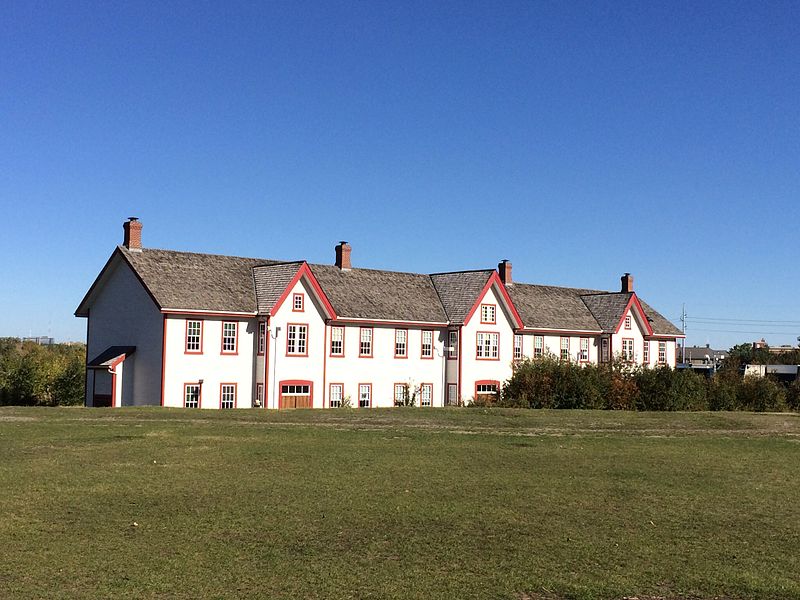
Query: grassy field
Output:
[[1, 408, 799, 599]]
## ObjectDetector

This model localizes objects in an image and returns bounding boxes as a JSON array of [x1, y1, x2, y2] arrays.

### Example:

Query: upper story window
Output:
[[394, 329, 408, 358], [421, 330, 433, 358], [286, 324, 308, 356], [601, 338, 610, 362], [476, 332, 499, 360], [360, 327, 373, 357], [185, 320, 203, 354], [658, 341, 667, 364], [622, 338, 634, 362], [330, 326, 344, 357], [533, 335, 543, 358], [560, 337, 570, 361], [257, 322, 266, 355], [513, 334, 523, 360], [293, 293, 304, 312], [420, 383, 432, 407], [624, 315, 632, 330], [643, 341, 650, 364], [221, 322, 238, 354], [447, 330, 458, 359], [579, 337, 590, 362], [480, 304, 496, 324], [220, 383, 236, 409], [184, 383, 200, 408]]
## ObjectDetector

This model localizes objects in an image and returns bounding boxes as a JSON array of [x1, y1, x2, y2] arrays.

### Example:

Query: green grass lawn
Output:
[[1, 407, 799, 599]]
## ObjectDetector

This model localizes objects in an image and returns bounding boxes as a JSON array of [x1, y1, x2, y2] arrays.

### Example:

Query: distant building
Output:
[[744, 364, 799, 383], [22, 336, 54, 346], [680, 344, 726, 374]]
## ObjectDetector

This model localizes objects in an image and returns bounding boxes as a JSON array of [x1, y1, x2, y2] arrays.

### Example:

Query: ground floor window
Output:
[[359, 384, 371, 408], [220, 383, 236, 409], [329, 383, 343, 408], [448, 383, 458, 406], [255, 383, 264, 407], [475, 381, 499, 404], [420, 383, 432, 407], [622, 338, 634, 362], [184, 384, 200, 408], [601, 338, 610, 362]]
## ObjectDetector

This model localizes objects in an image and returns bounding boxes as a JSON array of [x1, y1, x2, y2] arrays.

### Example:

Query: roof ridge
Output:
[[309, 263, 434, 278], [428, 268, 495, 276], [125, 245, 283, 263]]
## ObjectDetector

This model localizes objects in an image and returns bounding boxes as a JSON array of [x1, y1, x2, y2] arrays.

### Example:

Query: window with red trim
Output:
[[293, 293, 304, 312], [186, 320, 202, 353], [221, 322, 237, 354], [480, 304, 496, 324]]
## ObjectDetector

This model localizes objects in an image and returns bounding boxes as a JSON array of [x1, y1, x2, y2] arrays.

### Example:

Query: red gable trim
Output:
[[462, 272, 523, 329], [614, 294, 654, 336], [270, 262, 337, 319]]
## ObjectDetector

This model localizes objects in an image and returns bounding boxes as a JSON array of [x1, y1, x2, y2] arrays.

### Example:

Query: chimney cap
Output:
[[338, 240, 349, 245], [128, 216, 139, 222]]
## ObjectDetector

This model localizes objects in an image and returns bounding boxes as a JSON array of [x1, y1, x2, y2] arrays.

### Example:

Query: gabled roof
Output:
[[310, 264, 448, 323], [430, 270, 494, 324], [508, 284, 603, 332], [580, 292, 634, 331], [253, 262, 304, 314], [638, 299, 683, 336], [121, 246, 277, 313]]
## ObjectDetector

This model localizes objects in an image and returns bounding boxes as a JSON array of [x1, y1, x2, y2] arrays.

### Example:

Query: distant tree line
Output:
[[0, 338, 85, 406], [493, 355, 800, 412], [720, 343, 800, 369]]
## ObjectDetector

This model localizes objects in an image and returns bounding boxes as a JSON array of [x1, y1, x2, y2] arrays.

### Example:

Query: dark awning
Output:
[[87, 346, 136, 368]]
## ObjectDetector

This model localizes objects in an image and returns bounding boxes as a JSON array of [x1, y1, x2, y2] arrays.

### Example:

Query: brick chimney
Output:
[[498, 259, 512, 285], [335, 241, 351, 271], [620, 272, 634, 293], [123, 217, 143, 252]]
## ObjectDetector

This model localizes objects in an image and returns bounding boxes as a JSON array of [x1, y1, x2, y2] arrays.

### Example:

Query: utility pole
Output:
[[681, 303, 687, 364]]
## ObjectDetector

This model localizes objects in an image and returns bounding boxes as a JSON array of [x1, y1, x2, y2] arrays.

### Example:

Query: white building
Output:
[[75, 219, 684, 409]]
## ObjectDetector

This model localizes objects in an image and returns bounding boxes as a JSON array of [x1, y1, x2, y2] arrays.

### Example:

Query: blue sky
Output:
[[1, 1, 799, 349]]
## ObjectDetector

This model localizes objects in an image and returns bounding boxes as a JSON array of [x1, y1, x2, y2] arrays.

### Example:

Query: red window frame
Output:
[[359, 327, 373, 358], [622, 338, 635, 362], [513, 334, 523, 360], [328, 383, 344, 408], [447, 330, 458, 360], [476, 331, 500, 361], [419, 383, 433, 407], [658, 341, 667, 364], [185, 319, 204, 354], [329, 325, 345, 357], [183, 383, 201, 408], [624, 315, 632, 330], [421, 329, 434, 359], [394, 328, 408, 359], [480, 303, 497, 324], [257, 321, 266, 356], [221, 321, 238, 355], [533, 335, 544, 358], [219, 382, 237, 409], [560, 336, 570, 361], [286, 323, 309, 357], [579, 337, 590, 363], [292, 293, 305, 312], [358, 383, 372, 408]]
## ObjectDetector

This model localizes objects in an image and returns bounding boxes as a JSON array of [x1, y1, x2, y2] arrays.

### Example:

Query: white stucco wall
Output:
[[84, 256, 163, 406], [162, 315, 257, 408], [325, 325, 448, 408], [460, 284, 515, 402]]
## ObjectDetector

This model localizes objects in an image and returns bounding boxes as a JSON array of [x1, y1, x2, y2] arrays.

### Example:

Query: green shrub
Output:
[[737, 376, 787, 412]]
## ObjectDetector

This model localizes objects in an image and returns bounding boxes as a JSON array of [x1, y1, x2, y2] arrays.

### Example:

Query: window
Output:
[[394, 383, 406, 406], [255, 383, 264, 407], [643, 341, 650, 364], [359, 383, 371, 408], [359, 327, 373, 357], [221, 322, 238, 354], [513, 334, 523, 360], [658, 341, 667, 364], [281, 384, 311, 395], [421, 330, 433, 358], [286, 324, 308, 356], [622, 338, 634, 362], [257, 322, 266, 355], [330, 326, 344, 357], [185, 320, 202, 353], [601, 338, 610, 362], [420, 383, 433, 407], [394, 329, 408, 358], [533, 335, 544, 358], [579, 337, 589, 362], [624, 315, 632, 330], [329, 384, 343, 408], [447, 383, 458, 406], [560, 337, 570, 361], [480, 304, 496, 324], [475, 381, 499, 403], [476, 332, 499, 360], [184, 384, 200, 408], [293, 293, 304, 312], [447, 330, 458, 359], [220, 384, 236, 409]]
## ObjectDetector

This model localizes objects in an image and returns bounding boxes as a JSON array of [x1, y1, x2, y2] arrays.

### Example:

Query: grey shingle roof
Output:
[[429, 270, 494, 324], [508, 284, 604, 331], [638, 299, 683, 336], [253, 262, 303, 314], [580, 292, 633, 331], [102, 245, 683, 336], [310, 264, 448, 322], [121, 246, 277, 313]]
